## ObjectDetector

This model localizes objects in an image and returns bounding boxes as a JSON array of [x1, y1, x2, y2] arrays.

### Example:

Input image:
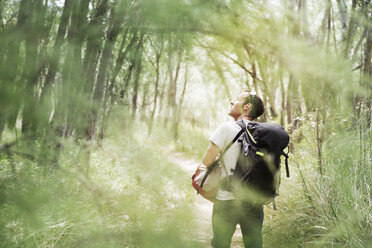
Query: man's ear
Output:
[[243, 103, 252, 113]]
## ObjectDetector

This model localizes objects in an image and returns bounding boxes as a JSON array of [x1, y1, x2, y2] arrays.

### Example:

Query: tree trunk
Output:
[[82, 0, 108, 100], [157, 73, 168, 124], [140, 80, 150, 121], [91, 3, 125, 139], [121, 33, 143, 101], [173, 64, 189, 140], [21, 0, 44, 135], [299, 0, 310, 38], [51, 0, 90, 137], [148, 38, 164, 135], [336, 0, 348, 41], [360, 7, 372, 127], [4, 0, 30, 130], [100, 32, 135, 137], [316, 108, 323, 175], [257, 60, 278, 118], [0, 0, 4, 29], [131, 35, 144, 119], [169, 48, 182, 140], [279, 71, 286, 126], [41, 0, 72, 99], [286, 75, 294, 150], [110, 31, 137, 89], [343, 0, 358, 58]]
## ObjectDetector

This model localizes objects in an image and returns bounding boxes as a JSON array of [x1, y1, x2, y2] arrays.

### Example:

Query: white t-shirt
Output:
[[209, 120, 248, 200]]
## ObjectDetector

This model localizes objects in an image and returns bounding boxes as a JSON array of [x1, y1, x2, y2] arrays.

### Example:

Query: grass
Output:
[[0, 117, 203, 247], [263, 121, 372, 248], [1, 112, 370, 247]]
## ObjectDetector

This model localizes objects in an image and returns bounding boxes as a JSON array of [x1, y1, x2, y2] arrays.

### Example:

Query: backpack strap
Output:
[[200, 125, 245, 188], [236, 119, 257, 145], [281, 149, 290, 178], [221, 126, 245, 155]]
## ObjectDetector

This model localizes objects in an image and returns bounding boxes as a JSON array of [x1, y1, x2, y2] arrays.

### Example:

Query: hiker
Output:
[[201, 91, 265, 248]]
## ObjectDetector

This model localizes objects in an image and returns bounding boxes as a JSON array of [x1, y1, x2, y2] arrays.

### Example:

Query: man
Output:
[[201, 91, 265, 248]]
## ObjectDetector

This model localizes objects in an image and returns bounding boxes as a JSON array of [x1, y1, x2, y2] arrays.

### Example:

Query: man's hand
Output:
[[201, 141, 220, 167]]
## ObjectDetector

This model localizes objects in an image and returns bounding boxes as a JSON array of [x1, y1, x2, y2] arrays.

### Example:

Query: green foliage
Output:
[[174, 125, 210, 160], [263, 118, 371, 248], [0, 125, 201, 247]]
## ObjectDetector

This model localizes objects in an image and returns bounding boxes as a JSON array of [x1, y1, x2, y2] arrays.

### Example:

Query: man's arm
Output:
[[201, 141, 220, 167]]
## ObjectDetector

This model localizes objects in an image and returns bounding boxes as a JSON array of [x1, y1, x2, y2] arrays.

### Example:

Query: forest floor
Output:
[[166, 151, 244, 248]]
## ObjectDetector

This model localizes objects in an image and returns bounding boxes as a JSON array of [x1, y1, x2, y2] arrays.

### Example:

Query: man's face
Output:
[[228, 92, 250, 118]]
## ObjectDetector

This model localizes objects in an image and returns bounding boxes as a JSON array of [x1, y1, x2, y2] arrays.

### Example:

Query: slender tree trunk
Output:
[[0, 0, 4, 29], [326, 0, 332, 50], [279, 71, 286, 126], [4, 0, 30, 130], [169, 48, 182, 140], [148, 40, 164, 134], [91, 3, 125, 139], [360, 7, 372, 127], [99, 77, 111, 138], [257, 60, 278, 118], [316, 108, 323, 175], [140, 80, 150, 121], [173, 64, 189, 140], [110, 31, 137, 88], [299, 0, 310, 38], [41, 0, 72, 100], [251, 62, 258, 93], [343, 0, 358, 58], [82, 0, 108, 100], [351, 28, 367, 59], [100, 32, 134, 137], [286, 75, 294, 150], [120, 34, 143, 99], [336, 0, 348, 41], [121, 62, 134, 100], [21, 0, 44, 135], [121, 33, 143, 101], [131, 36, 144, 119], [157, 73, 168, 124]]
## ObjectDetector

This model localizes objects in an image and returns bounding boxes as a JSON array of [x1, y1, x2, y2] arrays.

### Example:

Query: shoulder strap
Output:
[[207, 126, 245, 172], [200, 125, 245, 188], [221, 126, 245, 155], [281, 149, 290, 178], [236, 119, 258, 145]]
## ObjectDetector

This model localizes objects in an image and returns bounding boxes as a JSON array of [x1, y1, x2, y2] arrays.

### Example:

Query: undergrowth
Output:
[[0, 115, 201, 247], [1, 111, 370, 247], [263, 120, 371, 248]]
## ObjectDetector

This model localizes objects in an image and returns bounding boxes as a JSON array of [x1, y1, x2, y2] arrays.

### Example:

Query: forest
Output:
[[0, 0, 371, 247]]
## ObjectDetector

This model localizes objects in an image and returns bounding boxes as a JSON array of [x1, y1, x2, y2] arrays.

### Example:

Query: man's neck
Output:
[[234, 115, 252, 121]]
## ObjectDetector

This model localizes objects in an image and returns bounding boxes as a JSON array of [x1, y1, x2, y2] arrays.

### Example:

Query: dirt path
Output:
[[167, 152, 244, 248]]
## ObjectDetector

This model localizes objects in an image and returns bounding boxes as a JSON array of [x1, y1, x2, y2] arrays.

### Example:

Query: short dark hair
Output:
[[243, 93, 265, 120]]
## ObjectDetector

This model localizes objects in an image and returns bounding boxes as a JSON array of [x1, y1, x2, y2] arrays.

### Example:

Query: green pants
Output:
[[211, 200, 264, 248]]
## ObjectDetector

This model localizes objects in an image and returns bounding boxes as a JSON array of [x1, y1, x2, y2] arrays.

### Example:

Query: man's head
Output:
[[228, 92, 265, 121]]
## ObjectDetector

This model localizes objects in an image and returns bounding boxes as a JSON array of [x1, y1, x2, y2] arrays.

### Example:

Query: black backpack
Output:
[[221, 120, 290, 203]]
